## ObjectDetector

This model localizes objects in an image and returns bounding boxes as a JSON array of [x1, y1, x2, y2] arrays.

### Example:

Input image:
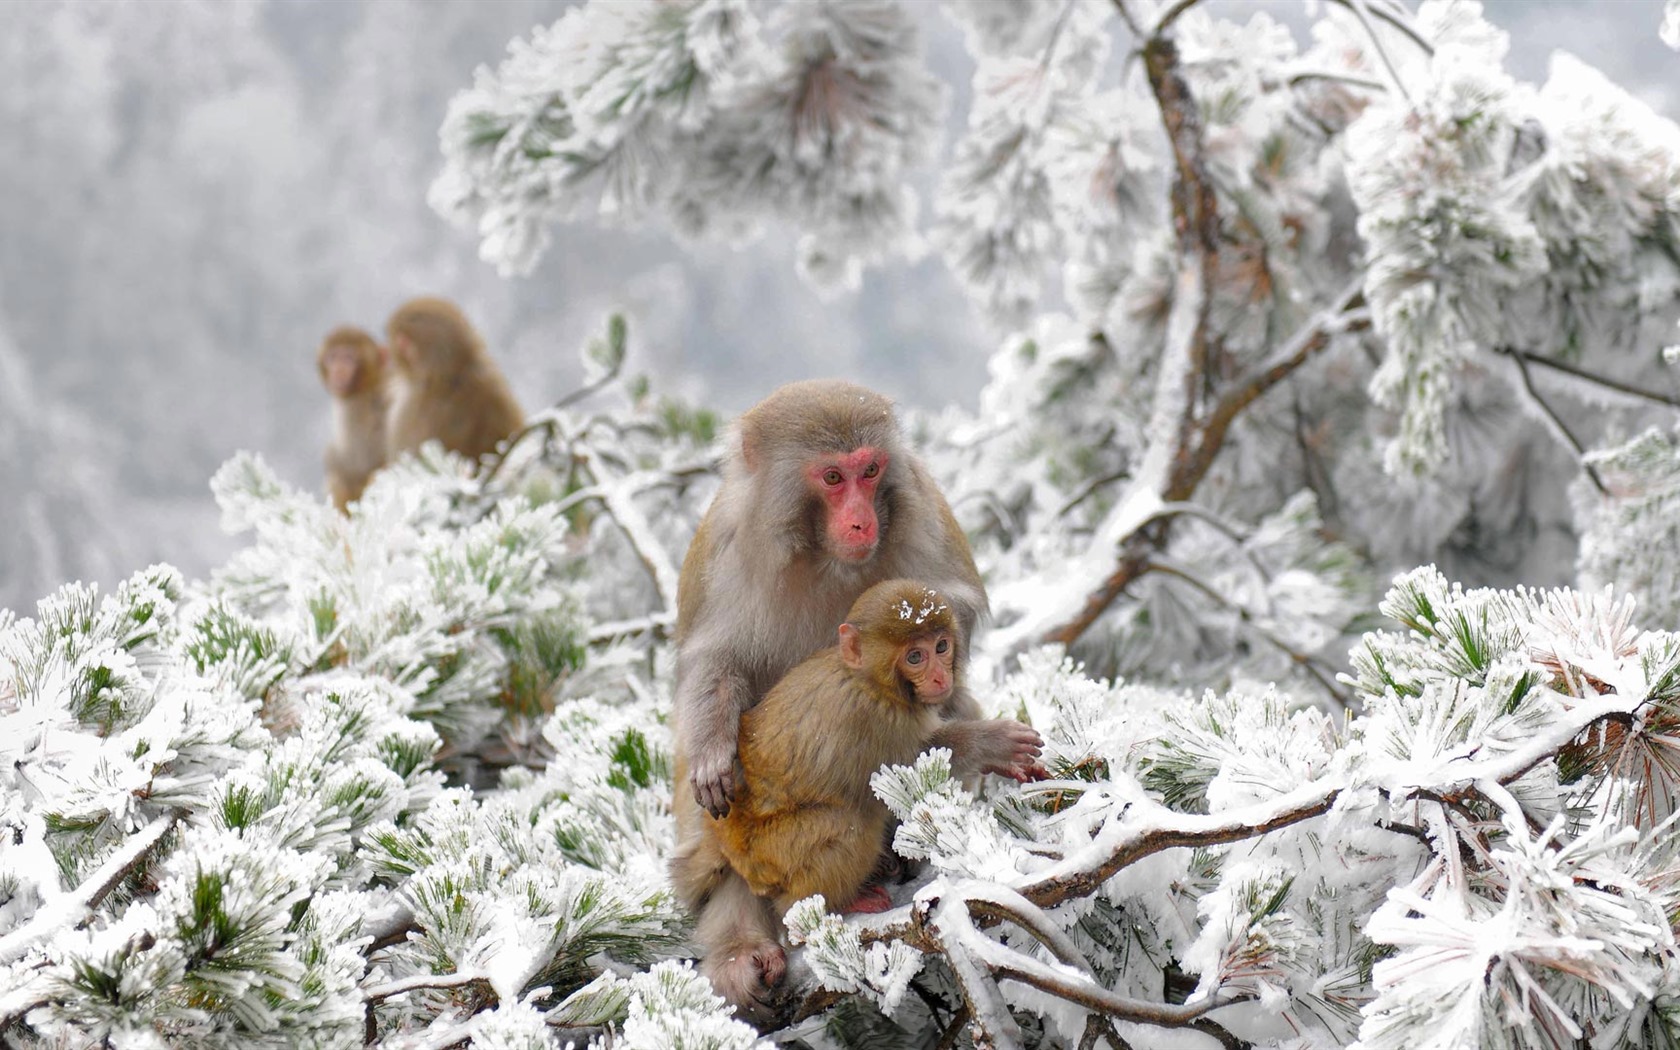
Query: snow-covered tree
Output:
[[10, 1, 1680, 1048]]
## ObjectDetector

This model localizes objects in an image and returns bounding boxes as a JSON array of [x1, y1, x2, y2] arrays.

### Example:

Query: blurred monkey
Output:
[[317, 325, 389, 512], [384, 296, 524, 465]]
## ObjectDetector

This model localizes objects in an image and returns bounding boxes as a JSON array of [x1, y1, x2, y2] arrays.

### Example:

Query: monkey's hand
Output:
[[970, 718, 1046, 782], [690, 739, 741, 818]]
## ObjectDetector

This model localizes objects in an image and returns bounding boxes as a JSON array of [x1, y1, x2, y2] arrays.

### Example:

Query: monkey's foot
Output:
[[703, 940, 788, 1027], [842, 884, 894, 914]]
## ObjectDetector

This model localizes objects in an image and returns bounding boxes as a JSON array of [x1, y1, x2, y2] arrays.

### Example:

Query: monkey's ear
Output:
[[838, 623, 864, 669], [739, 425, 761, 473]]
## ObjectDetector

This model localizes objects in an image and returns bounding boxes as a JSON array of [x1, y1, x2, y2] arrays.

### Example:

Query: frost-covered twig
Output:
[[0, 976, 50, 1031], [939, 889, 1245, 1035], [956, 881, 1089, 969], [380, 1015, 478, 1050], [1030, 284, 1368, 649], [364, 970, 492, 1004], [928, 896, 1026, 1050], [0, 811, 179, 966], [1212, 284, 1369, 444], [586, 612, 674, 644]]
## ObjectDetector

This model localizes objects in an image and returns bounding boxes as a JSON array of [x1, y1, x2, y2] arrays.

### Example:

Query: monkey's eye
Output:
[[823, 468, 844, 486], [936, 638, 949, 654], [863, 462, 879, 479], [906, 649, 923, 665]]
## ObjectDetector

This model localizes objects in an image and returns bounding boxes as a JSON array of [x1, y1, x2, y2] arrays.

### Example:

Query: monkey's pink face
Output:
[[809, 447, 887, 562], [898, 630, 955, 704], [321, 343, 365, 397]]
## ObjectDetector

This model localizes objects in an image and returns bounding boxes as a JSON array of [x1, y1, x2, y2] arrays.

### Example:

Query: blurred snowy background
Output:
[[1, 0, 1674, 615]]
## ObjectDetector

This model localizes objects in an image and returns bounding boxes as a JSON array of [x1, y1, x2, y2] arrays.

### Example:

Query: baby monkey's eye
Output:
[[936, 638, 949, 654], [906, 650, 923, 665]]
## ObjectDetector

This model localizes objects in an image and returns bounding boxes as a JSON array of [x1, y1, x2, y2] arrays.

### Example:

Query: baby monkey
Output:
[[675, 578, 1041, 1022]]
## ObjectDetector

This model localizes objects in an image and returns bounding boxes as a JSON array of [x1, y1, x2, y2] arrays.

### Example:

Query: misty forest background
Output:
[[1, 0, 1675, 616]]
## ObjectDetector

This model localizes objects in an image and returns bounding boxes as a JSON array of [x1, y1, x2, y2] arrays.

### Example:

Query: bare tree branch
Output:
[[1499, 346, 1680, 410]]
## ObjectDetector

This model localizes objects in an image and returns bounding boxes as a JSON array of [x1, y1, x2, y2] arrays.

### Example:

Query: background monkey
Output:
[[673, 579, 1042, 1024], [384, 296, 524, 465], [317, 325, 389, 512]]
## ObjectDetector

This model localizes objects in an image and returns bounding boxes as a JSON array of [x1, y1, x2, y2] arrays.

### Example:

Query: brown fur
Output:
[[673, 380, 988, 819], [668, 382, 1048, 1024], [384, 297, 524, 464], [317, 326, 389, 512], [715, 582, 953, 911]]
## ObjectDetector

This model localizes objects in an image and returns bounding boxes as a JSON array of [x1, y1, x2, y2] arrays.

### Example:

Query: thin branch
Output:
[[1215, 284, 1369, 439], [1342, 0, 1412, 104], [1500, 347, 1680, 410], [1080, 1013, 1135, 1050], [1109, 0, 1144, 37], [364, 970, 491, 1005], [1324, 0, 1436, 58], [480, 317, 628, 487], [0, 811, 178, 966], [1286, 69, 1388, 92], [935, 1003, 973, 1050], [1038, 282, 1366, 649], [1142, 559, 1351, 708], [379, 1015, 477, 1050], [945, 896, 1248, 1030], [959, 882, 1089, 969], [1057, 470, 1133, 519], [1149, 0, 1204, 37], [929, 897, 1025, 1050], [478, 415, 557, 489], [1504, 346, 1609, 495], [0, 975, 50, 1031], [802, 697, 1649, 1032], [586, 613, 673, 644]]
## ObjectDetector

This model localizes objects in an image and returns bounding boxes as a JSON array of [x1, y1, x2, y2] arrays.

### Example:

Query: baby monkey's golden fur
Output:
[[712, 579, 955, 912]]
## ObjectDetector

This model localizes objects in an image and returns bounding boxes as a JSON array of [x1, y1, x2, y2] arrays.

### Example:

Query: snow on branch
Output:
[[0, 812, 179, 967]]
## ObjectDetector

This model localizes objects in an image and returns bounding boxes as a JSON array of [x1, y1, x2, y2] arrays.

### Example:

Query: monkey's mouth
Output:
[[832, 540, 878, 562]]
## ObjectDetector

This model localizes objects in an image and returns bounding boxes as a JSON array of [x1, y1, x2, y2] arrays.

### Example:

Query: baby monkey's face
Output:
[[897, 628, 955, 704]]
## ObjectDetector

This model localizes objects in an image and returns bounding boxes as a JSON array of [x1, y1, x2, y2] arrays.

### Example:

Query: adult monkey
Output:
[[671, 380, 1031, 1017], [384, 296, 524, 465], [674, 380, 990, 819], [316, 325, 389, 512]]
